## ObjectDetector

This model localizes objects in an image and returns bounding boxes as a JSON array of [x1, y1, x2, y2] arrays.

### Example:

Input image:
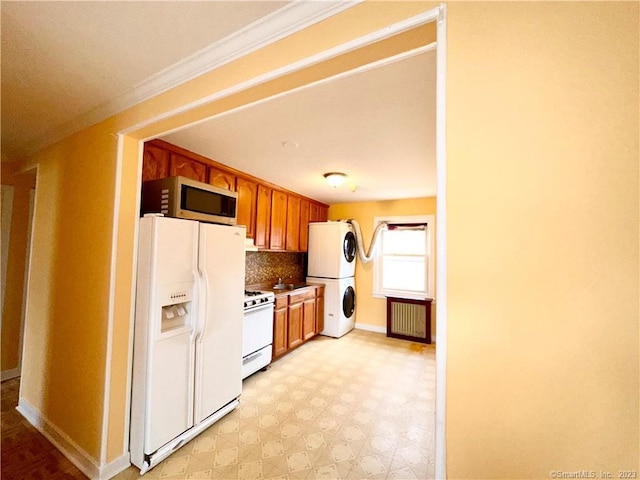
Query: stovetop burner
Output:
[[243, 290, 275, 310]]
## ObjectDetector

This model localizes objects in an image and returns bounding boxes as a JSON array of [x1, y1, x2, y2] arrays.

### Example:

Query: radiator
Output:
[[386, 297, 432, 343]]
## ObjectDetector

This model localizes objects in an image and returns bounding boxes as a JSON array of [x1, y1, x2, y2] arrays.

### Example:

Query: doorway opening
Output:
[[0, 167, 73, 478], [115, 6, 448, 478]]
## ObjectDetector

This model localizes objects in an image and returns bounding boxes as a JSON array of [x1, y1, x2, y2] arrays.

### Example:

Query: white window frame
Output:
[[373, 214, 435, 300]]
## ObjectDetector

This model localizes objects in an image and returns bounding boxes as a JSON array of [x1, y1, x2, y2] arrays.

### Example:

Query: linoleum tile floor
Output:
[[115, 329, 436, 480]]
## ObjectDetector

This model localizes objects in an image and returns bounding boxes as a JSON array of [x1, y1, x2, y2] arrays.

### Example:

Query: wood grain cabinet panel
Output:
[[270, 190, 288, 250], [142, 144, 170, 182], [318, 205, 328, 222], [302, 295, 316, 340], [255, 185, 272, 249], [315, 286, 325, 334], [272, 287, 323, 361], [209, 167, 236, 191], [287, 298, 304, 350], [299, 199, 310, 252], [309, 202, 329, 223], [285, 195, 301, 251], [142, 140, 329, 252], [169, 153, 207, 182], [236, 178, 257, 238], [273, 301, 288, 359]]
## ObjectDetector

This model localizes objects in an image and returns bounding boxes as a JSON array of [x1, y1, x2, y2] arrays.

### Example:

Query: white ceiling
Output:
[[1, 1, 436, 205], [162, 50, 436, 204]]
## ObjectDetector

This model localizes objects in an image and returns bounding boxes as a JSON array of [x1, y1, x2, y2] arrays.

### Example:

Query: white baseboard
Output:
[[1, 367, 20, 381], [354, 323, 386, 334], [99, 453, 131, 480], [354, 324, 437, 344], [16, 397, 131, 479]]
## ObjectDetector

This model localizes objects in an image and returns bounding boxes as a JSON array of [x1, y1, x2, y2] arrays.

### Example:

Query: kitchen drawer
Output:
[[289, 289, 314, 304], [275, 296, 288, 309], [242, 345, 272, 380]]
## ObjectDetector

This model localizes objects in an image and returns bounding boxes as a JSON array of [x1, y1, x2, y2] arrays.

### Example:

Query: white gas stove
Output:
[[242, 290, 275, 379]]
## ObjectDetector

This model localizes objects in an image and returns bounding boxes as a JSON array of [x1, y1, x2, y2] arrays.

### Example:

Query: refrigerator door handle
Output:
[[195, 230, 209, 344], [195, 271, 208, 343]]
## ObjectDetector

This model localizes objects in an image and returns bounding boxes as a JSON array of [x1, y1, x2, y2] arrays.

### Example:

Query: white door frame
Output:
[[434, 5, 448, 478], [112, 4, 449, 477]]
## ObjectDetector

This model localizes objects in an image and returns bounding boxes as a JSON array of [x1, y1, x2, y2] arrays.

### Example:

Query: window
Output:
[[373, 215, 434, 300]]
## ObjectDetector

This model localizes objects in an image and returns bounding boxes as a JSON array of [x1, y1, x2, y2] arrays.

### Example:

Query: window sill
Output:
[[373, 292, 434, 302]]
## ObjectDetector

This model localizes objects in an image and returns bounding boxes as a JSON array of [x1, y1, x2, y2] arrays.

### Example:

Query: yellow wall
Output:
[[1, 163, 35, 373], [20, 122, 118, 458], [446, 2, 639, 477], [11, 1, 639, 475], [328, 198, 436, 337], [13, 1, 438, 468]]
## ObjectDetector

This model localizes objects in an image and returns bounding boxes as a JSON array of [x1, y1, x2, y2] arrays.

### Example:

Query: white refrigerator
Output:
[[130, 215, 245, 473]]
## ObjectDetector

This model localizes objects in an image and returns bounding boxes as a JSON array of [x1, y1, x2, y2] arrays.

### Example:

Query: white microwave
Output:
[[141, 176, 237, 225]]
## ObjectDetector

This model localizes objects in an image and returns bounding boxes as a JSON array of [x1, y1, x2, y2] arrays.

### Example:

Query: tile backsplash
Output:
[[245, 251, 306, 285]]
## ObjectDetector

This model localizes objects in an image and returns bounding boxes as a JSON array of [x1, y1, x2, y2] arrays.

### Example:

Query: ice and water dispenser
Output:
[[161, 303, 189, 333], [157, 283, 194, 335]]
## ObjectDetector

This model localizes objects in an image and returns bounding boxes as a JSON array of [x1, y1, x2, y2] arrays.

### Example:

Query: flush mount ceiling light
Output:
[[323, 172, 347, 188]]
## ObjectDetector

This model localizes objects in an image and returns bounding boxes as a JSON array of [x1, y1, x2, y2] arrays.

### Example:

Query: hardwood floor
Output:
[[1, 377, 88, 480]]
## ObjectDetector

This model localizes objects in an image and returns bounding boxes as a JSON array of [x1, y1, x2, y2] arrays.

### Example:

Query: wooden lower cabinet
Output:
[[302, 293, 316, 340], [273, 296, 288, 359], [287, 300, 304, 350], [315, 286, 325, 334], [272, 286, 324, 360]]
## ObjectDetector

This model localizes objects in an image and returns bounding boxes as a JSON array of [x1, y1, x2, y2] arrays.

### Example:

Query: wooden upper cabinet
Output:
[[255, 184, 272, 249], [270, 190, 288, 250], [318, 205, 328, 222], [285, 195, 301, 251], [309, 203, 329, 223], [209, 167, 236, 191], [169, 153, 207, 183], [141, 140, 329, 251], [236, 178, 257, 238], [142, 144, 170, 182], [299, 199, 310, 252]]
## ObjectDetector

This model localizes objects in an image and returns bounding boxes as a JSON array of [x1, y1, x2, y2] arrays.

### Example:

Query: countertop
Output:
[[246, 281, 325, 297]]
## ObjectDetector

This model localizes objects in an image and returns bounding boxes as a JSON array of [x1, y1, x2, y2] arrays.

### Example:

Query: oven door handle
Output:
[[243, 350, 265, 365], [244, 301, 275, 314]]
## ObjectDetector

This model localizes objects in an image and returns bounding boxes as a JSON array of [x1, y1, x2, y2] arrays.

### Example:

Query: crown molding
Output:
[[17, 0, 361, 159]]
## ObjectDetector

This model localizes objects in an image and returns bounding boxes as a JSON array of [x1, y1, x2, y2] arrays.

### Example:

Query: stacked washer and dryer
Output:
[[306, 221, 357, 338]]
